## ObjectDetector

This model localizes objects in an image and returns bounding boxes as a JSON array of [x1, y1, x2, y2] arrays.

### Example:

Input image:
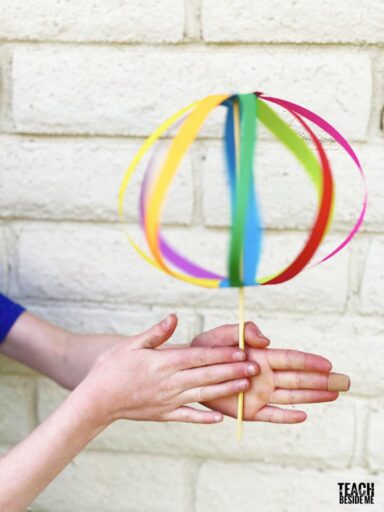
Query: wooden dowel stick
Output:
[[236, 286, 245, 441]]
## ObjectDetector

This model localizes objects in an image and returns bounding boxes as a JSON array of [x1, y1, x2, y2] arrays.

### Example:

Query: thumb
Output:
[[244, 321, 270, 348], [191, 321, 269, 349], [130, 314, 178, 349]]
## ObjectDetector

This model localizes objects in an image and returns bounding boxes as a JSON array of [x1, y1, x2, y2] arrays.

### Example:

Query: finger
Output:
[[163, 406, 223, 424], [265, 349, 332, 373], [244, 321, 270, 347], [178, 361, 259, 389], [328, 373, 351, 392], [273, 371, 350, 392], [191, 322, 269, 348], [252, 405, 307, 424], [269, 389, 339, 405], [129, 314, 178, 349], [167, 346, 247, 371], [179, 378, 251, 404]]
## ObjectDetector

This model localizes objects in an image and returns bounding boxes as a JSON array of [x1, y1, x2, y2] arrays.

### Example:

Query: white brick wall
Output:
[[201, 0, 384, 43], [0, 136, 193, 223], [360, 238, 384, 314], [13, 223, 349, 311], [196, 462, 384, 512], [34, 451, 196, 512], [0, 1, 185, 43], [0, 1, 383, 511], [12, 46, 371, 139], [367, 400, 384, 470], [0, 376, 36, 444]]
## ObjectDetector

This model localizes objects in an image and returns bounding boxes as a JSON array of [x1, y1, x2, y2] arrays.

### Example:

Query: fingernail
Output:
[[247, 322, 270, 342], [233, 351, 246, 361], [247, 364, 258, 376], [258, 332, 269, 341], [257, 332, 270, 343], [161, 314, 173, 331], [328, 373, 350, 392], [214, 414, 222, 422], [237, 379, 249, 391]]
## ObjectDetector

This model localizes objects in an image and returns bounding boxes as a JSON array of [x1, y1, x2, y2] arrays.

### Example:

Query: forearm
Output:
[[0, 312, 68, 383], [0, 309, 187, 390], [0, 382, 105, 512]]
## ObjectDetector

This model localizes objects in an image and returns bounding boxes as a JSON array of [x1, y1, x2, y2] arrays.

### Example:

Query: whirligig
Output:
[[118, 91, 367, 440]]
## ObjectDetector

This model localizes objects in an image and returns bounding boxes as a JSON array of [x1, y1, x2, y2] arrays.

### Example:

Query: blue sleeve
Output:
[[0, 294, 26, 343]]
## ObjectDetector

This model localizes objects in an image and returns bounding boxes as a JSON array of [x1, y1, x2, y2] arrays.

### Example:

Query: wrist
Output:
[[73, 368, 114, 431]]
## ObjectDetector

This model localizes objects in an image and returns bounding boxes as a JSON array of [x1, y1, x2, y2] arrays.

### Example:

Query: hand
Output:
[[58, 315, 271, 390], [77, 315, 261, 427], [0, 316, 261, 512], [192, 322, 350, 424]]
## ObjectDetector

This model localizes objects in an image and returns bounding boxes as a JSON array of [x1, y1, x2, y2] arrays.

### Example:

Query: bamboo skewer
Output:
[[236, 286, 245, 441]]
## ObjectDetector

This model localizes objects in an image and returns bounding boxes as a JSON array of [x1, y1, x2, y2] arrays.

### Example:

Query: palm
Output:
[[244, 349, 275, 418]]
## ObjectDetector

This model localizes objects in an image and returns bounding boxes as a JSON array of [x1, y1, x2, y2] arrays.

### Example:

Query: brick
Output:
[[196, 462, 384, 512], [0, 0, 184, 43], [15, 223, 349, 312], [0, 136, 193, 224], [33, 451, 195, 512], [202, 312, 384, 398], [39, 380, 354, 468], [360, 237, 384, 314], [201, 141, 368, 230], [367, 400, 384, 470], [12, 47, 371, 140], [0, 376, 35, 444], [202, 0, 384, 43], [356, 144, 384, 232]]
